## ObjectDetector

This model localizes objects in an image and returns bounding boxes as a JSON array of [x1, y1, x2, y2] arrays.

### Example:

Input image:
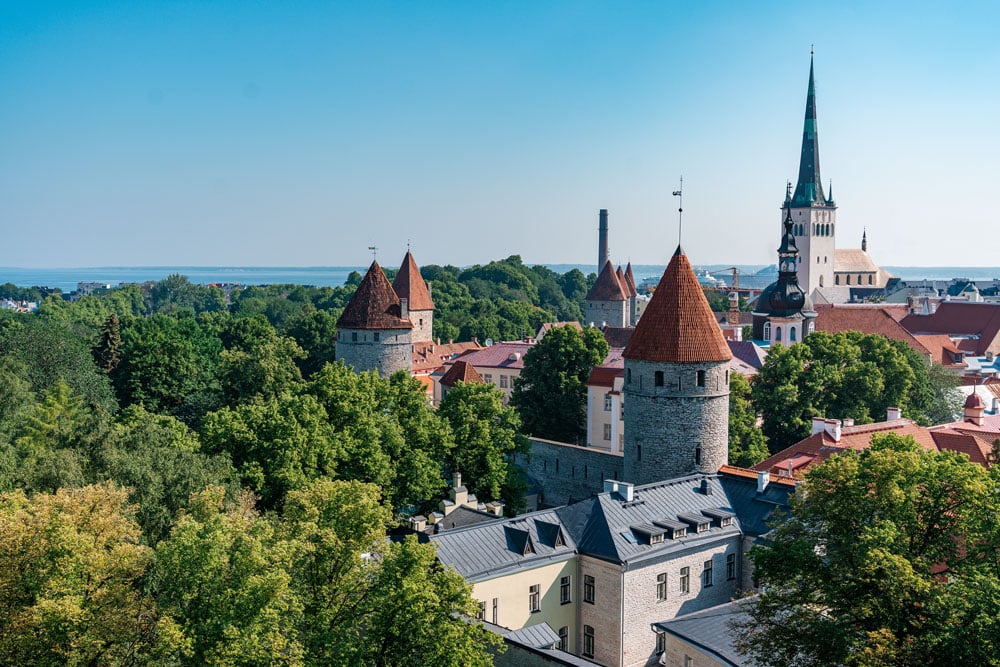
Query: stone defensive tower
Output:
[[622, 247, 732, 485], [335, 261, 413, 377], [392, 250, 434, 343], [585, 260, 629, 328]]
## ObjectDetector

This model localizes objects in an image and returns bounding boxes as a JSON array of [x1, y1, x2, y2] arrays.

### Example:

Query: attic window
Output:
[[524, 540, 534, 555], [701, 508, 736, 528], [679, 513, 711, 534], [652, 518, 687, 539]]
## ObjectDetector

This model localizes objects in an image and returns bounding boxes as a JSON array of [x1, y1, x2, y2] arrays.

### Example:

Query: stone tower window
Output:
[[374, 332, 380, 341], [637, 445, 642, 461], [695, 447, 702, 465], [696, 370, 705, 387], [627, 368, 632, 384], [819, 275, 824, 287], [655, 371, 664, 387], [352, 332, 358, 342]]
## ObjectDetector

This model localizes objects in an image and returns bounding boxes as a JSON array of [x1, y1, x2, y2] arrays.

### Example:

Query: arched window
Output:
[[808, 321, 815, 333], [858, 274, 863, 285], [775, 326, 782, 341], [846, 275, 851, 285], [790, 327, 797, 342], [868, 274, 873, 285], [835, 275, 840, 285], [819, 275, 824, 287], [763, 322, 771, 340]]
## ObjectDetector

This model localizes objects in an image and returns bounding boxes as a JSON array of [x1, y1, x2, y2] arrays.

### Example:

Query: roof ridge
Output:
[[336, 261, 413, 330]]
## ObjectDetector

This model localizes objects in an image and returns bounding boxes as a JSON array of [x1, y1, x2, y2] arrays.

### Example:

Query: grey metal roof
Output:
[[557, 474, 743, 565], [505, 623, 560, 649], [430, 508, 577, 580], [653, 598, 757, 666], [718, 473, 795, 537]]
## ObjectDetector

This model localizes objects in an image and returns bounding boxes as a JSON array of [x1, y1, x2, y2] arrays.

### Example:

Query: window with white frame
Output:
[[703, 559, 714, 587], [727, 553, 737, 580], [680, 567, 690, 594], [604, 394, 612, 411], [603, 423, 611, 441], [476, 600, 486, 620], [656, 630, 667, 654], [558, 626, 568, 651], [656, 572, 667, 601], [499, 374, 508, 388], [529, 584, 540, 612], [583, 575, 595, 603]]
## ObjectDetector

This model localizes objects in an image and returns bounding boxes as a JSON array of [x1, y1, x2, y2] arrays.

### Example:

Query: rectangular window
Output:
[[373, 331, 380, 341], [558, 626, 568, 651], [727, 554, 737, 581], [696, 370, 706, 387], [483, 374, 493, 383], [703, 559, 714, 587], [560, 576, 572, 604], [680, 567, 690, 594], [529, 584, 540, 612], [656, 630, 667, 654], [583, 625, 595, 658], [656, 572, 667, 601], [351, 331, 358, 342], [492, 597, 499, 623], [499, 374, 508, 388], [583, 575, 595, 604], [603, 423, 612, 441], [604, 394, 612, 411], [476, 600, 486, 620]]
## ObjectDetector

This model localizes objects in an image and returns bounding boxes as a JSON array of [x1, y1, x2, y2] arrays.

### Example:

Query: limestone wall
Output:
[[335, 327, 412, 377], [519, 438, 624, 508], [586, 299, 628, 328]]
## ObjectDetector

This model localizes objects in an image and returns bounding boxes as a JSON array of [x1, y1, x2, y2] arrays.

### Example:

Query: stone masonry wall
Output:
[[623, 360, 729, 486], [586, 299, 628, 328], [409, 308, 434, 343], [519, 438, 624, 508], [335, 327, 412, 377]]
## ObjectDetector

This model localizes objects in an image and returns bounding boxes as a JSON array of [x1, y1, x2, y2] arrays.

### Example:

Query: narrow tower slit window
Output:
[[696, 370, 705, 387], [655, 371, 664, 387]]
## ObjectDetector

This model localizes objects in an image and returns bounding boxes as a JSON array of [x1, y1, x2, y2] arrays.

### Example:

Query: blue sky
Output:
[[1, 1, 997, 268]]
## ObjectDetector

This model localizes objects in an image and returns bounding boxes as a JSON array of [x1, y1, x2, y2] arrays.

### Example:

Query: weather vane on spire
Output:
[[672, 176, 684, 247], [811, 44, 814, 56], [368, 245, 378, 262]]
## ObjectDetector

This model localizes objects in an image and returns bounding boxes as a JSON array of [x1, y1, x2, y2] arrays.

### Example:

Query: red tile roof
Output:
[[336, 261, 413, 330], [912, 334, 966, 367], [586, 348, 625, 387], [586, 261, 627, 302], [900, 302, 1000, 356], [753, 419, 939, 478], [623, 248, 732, 363], [440, 360, 484, 387], [718, 465, 797, 487], [411, 340, 482, 374], [601, 326, 634, 349], [624, 263, 638, 297], [392, 251, 435, 311], [814, 304, 929, 356]]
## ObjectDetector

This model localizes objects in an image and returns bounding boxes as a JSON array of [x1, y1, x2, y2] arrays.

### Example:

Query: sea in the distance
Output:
[[0, 264, 998, 294]]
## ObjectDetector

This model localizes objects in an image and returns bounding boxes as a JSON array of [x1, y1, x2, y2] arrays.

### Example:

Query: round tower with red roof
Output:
[[622, 246, 733, 484], [585, 260, 629, 328], [335, 261, 413, 377]]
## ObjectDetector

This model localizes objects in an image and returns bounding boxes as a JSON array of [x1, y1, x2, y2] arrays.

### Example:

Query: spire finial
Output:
[[368, 245, 378, 262], [407, 239, 411, 252], [811, 44, 814, 57], [672, 176, 683, 248]]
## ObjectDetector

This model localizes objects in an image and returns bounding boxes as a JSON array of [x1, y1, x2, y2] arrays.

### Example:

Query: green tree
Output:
[[738, 434, 1000, 666], [200, 392, 338, 509], [217, 316, 305, 405], [282, 309, 339, 378], [752, 331, 942, 451], [438, 381, 528, 511], [512, 325, 608, 443], [0, 484, 159, 666], [728, 373, 769, 467], [94, 312, 122, 374]]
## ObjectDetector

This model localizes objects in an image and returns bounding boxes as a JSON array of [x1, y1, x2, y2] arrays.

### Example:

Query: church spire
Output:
[[862, 228, 868, 252], [791, 53, 826, 207]]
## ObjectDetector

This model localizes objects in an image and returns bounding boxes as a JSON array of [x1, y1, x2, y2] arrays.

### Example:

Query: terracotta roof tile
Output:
[[930, 431, 993, 466], [624, 263, 638, 297], [814, 304, 929, 356], [336, 261, 413, 330], [440, 360, 484, 387], [451, 341, 535, 369], [900, 302, 1000, 356], [392, 251, 434, 311], [586, 348, 625, 387], [411, 340, 482, 374], [623, 248, 731, 363], [601, 326, 634, 349], [586, 261, 627, 302]]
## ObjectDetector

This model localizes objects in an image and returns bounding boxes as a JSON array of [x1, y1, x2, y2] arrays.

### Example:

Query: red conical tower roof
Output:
[[624, 262, 638, 297], [623, 247, 731, 363], [392, 250, 434, 311], [586, 260, 627, 301], [336, 261, 413, 330]]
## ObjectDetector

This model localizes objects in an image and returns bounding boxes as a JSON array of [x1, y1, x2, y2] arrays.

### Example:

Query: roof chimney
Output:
[[887, 407, 902, 421], [811, 417, 827, 435], [700, 479, 712, 495], [757, 470, 770, 493], [409, 515, 427, 532], [825, 420, 842, 443], [842, 418, 854, 427]]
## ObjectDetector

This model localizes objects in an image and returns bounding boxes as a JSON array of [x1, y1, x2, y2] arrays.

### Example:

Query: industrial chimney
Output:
[[598, 209, 609, 271]]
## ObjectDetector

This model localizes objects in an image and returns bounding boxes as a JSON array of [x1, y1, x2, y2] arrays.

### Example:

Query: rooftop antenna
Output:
[[368, 245, 378, 262], [672, 176, 684, 247]]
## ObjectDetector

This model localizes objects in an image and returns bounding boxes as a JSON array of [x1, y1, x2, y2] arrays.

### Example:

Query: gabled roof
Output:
[[586, 261, 627, 302], [336, 261, 413, 330], [451, 341, 535, 370], [814, 304, 929, 357], [653, 598, 754, 667], [439, 359, 484, 387], [412, 340, 482, 374], [602, 326, 634, 349], [623, 248, 732, 363], [900, 302, 1000, 356], [727, 340, 767, 370], [586, 348, 625, 388], [834, 249, 880, 274], [392, 251, 434, 311]]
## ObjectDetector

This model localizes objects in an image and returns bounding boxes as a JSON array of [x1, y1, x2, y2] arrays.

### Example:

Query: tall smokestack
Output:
[[598, 209, 609, 271]]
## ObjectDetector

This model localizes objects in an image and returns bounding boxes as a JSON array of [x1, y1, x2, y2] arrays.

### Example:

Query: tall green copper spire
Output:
[[791, 53, 827, 207]]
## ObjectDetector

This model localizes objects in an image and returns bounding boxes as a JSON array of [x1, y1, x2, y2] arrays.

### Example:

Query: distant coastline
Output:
[[1, 264, 998, 294]]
